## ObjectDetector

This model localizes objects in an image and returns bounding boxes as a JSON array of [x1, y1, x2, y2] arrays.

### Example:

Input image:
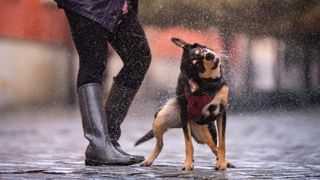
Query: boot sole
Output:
[[85, 159, 136, 166], [113, 144, 145, 163]]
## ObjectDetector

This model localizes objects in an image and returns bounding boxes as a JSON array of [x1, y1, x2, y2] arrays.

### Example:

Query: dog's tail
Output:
[[134, 130, 154, 146]]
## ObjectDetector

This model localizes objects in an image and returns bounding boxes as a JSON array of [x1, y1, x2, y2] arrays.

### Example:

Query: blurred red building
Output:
[[1, 0, 316, 111], [0, 0, 71, 45]]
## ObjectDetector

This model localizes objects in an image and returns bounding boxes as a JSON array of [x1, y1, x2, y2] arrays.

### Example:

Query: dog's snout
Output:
[[205, 53, 215, 61]]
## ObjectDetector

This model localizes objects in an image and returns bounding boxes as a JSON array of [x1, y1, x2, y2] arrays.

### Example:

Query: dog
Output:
[[135, 37, 234, 171]]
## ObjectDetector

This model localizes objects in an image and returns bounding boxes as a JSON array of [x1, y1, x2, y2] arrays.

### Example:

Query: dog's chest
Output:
[[186, 93, 213, 122]]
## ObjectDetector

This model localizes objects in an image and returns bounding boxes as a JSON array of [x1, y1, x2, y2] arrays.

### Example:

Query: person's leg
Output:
[[104, 13, 151, 156], [65, 10, 135, 165], [65, 11, 107, 87]]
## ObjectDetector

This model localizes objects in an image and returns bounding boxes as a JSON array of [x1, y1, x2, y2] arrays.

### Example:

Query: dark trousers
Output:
[[65, 10, 151, 89]]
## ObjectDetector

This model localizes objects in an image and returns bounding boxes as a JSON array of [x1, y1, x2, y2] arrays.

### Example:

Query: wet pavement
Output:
[[0, 106, 320, 179]]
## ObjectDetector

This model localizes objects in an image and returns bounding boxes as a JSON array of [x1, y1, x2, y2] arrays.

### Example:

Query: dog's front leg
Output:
[[216, 112, 227, 170], [182, 121, 194, 171], [177, 76, 194, 171], [216, 111, 234, 170]]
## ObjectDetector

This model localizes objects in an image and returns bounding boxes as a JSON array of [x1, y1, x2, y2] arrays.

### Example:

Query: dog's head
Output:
[[171, 37, 221, 81], [171, 38, 221, 92]]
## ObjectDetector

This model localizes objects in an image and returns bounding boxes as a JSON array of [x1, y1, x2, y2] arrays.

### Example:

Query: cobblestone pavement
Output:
[[0, 106, 320, 179]]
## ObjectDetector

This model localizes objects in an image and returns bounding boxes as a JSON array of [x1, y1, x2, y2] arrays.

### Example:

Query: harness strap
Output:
[[184, 77, 225, 124]]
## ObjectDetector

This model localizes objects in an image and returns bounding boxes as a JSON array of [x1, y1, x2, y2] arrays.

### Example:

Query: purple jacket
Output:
[[55, 0, 138, 32]]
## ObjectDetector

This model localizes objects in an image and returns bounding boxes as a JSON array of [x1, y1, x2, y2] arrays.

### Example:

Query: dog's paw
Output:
[[215, 160, 235, 171], [140, 160, 153, 167], [215, 159, 228, 171], [182, 162, 194, 171]]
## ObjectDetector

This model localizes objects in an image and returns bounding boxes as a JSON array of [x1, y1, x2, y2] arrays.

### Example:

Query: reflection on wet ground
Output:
[[0, 107, 320, 179]]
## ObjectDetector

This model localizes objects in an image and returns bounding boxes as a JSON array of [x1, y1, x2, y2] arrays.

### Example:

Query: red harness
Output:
[[185, 92, 213, 123]]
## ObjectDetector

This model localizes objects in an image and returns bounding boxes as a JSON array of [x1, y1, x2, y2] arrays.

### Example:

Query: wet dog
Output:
[[135, 38, 234, 171]]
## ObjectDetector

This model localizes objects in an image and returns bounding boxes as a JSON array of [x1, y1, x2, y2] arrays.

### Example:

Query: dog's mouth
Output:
[[211, 57, 220, 70]]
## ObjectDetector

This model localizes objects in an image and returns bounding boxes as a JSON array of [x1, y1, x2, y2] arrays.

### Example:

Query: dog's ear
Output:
[[171, 37, 188, 48]]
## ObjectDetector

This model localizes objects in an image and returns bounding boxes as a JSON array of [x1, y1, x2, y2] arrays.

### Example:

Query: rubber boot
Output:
[[104, 82, 144, 163], [78, 83, 136, 166]]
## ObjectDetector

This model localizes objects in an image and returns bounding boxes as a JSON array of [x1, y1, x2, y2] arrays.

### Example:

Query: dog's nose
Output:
[[205, 53, 215, 61]]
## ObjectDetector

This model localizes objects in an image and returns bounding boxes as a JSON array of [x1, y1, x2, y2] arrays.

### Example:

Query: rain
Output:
[[0, 0, 319, 179]]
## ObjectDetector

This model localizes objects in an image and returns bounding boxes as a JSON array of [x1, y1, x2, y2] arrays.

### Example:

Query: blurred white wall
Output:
[[0, 39, 71, 110]]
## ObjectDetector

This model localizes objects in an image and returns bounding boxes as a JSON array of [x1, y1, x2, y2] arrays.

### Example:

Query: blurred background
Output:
[[0, 1, 319, 178], [0, 0, 319, 113]]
